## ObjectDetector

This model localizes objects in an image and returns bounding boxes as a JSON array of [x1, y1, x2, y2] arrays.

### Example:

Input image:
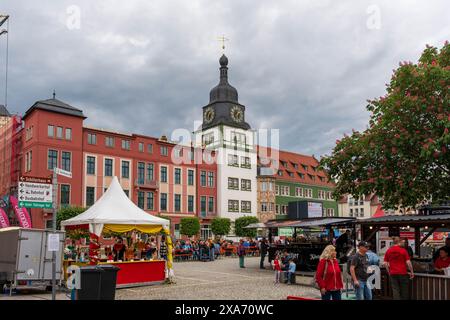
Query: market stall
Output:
[[358, 205, 450, 300], [246, 217, 356, 271], [61, 176, 172, 288]]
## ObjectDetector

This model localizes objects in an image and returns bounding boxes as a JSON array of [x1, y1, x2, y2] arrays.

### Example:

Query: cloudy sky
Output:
[[1, 0, 449, 157]]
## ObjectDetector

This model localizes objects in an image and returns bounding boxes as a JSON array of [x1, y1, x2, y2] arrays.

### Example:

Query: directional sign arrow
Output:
[[20, 196, 24, 200], [20, 183, 24, 187]]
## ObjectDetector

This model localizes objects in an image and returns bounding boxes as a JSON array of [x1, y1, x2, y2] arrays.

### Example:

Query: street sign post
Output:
[[18, 176, 53, 209], [54, 168, 72, 178], [50, 167, 71, 300]]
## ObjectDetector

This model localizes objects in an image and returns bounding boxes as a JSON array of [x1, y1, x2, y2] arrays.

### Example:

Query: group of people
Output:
[[173, 239, 221, 261], [314, 236, 450, 300], [110, 236, 160, 261]]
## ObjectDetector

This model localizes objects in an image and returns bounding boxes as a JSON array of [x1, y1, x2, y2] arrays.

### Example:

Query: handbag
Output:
[[311, 259, 328, 290]]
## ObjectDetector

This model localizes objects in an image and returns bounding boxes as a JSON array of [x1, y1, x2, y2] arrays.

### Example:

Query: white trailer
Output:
[[0, 227, 65, 294]]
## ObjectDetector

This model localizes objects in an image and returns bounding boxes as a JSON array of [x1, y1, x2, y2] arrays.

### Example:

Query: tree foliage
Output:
[[56, 206, 86, 229], [180, 217, 200, 237], [320, 42, 450, 209], [56, 206, 89, 239], [234, 216, 259, 238], [211, 217, 231, 237]]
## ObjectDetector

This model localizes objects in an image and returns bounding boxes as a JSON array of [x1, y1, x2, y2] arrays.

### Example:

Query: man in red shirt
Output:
[[384, 237, 414, 300]]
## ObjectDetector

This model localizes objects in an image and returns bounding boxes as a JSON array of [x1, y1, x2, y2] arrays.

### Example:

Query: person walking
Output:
[[350, 241, 372, 300], [384, 237, 414, 300], [273, 254, 282, 284], [237, 240, 246, 268], [260, 238, 269, 269], [315, 245, 344, 300]]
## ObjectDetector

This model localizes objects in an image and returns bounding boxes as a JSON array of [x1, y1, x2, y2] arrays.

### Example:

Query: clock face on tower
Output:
[[230, 105, 244, 123], [204, 107, 215, 123]]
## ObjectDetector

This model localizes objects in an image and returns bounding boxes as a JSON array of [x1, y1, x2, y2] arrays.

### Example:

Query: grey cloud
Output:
[[1, 0, 448, 157]]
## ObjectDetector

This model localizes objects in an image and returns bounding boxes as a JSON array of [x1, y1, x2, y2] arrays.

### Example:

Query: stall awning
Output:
[[358, 214, 450, 226], [244, 222, 269, 229], [254, 217, 357, 229], [287, 217, 356, 228]]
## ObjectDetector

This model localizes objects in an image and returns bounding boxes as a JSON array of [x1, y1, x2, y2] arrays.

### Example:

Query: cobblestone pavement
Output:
[[0, 257, 321, 300], [116, 257, 321, 300]]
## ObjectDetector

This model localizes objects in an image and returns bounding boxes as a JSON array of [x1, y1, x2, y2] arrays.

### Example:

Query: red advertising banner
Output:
[[0, 208, 10, 228], [9, 196, 32, 228], [400, 231, 415, 239]]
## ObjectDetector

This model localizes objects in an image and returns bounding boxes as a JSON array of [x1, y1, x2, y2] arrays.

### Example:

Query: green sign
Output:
[[278, 227, 293, 237], [19, 201, 53, 209]]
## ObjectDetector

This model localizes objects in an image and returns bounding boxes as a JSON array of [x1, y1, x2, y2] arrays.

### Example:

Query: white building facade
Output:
[[195, 54, 258, 234]]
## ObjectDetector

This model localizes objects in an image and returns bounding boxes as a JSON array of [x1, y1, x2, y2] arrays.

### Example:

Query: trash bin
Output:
[[76, 266, 104, 300], [97, 264, 120, 300]]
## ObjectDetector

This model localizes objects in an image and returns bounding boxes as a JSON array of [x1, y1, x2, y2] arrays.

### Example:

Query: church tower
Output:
[[197, 54, 257, 235]]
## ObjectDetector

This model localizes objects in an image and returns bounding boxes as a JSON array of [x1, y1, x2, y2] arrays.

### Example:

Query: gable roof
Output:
[[23, 98, 86, 120], [0, 105, 11, 117], [257, 146, 335, 187]]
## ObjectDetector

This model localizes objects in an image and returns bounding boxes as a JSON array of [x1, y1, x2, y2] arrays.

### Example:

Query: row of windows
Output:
[[277, 169, 325, 182], [227, 178, 251, 191], [202, 131, 248, 147], [85, 157, 198, 186], [87, 133, 169, 156], [348, 196, 365, 206], [260, 181, 274, 192], [199, 171, 215, 187], [47, 150, 72, 172], [349, 208, 365, 217], [260, 202, 274, 212], [273, 204, 335, 216], [279, 161, 319, 173], [275, 185, 332, 200], [227, 155, 251, 168], [228, 200, 251, 213], [48, 125, 72, 140], [86, 186, 211, 214]]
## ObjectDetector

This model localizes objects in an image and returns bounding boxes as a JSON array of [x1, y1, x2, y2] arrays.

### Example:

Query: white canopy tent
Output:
[[61, 176, 170, 236]]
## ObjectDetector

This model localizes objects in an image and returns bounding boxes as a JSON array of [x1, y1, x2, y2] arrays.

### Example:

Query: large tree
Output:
[[320, 42, 449, 210]]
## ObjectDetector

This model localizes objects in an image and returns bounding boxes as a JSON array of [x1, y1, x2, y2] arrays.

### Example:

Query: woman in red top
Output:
[[315, 245, 344, 300], [434, 247, 450, 274]]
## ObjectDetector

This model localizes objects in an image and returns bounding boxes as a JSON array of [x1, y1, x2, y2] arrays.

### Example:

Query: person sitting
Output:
[[281, 250, 290, 272], [434, 247, 450, 274], [113, 238, 126, 261], [433, 238, 450, 262]]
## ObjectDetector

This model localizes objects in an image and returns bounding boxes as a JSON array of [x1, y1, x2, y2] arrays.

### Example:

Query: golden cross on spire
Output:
[[217, 35, 229, 52]]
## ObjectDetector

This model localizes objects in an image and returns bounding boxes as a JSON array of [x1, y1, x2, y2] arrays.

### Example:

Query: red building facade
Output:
[[10, 98, 217, 236]]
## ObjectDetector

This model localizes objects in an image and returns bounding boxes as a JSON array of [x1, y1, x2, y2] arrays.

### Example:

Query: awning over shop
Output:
[[358, 214, 450, 226], [245, 217, 356, 229]]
